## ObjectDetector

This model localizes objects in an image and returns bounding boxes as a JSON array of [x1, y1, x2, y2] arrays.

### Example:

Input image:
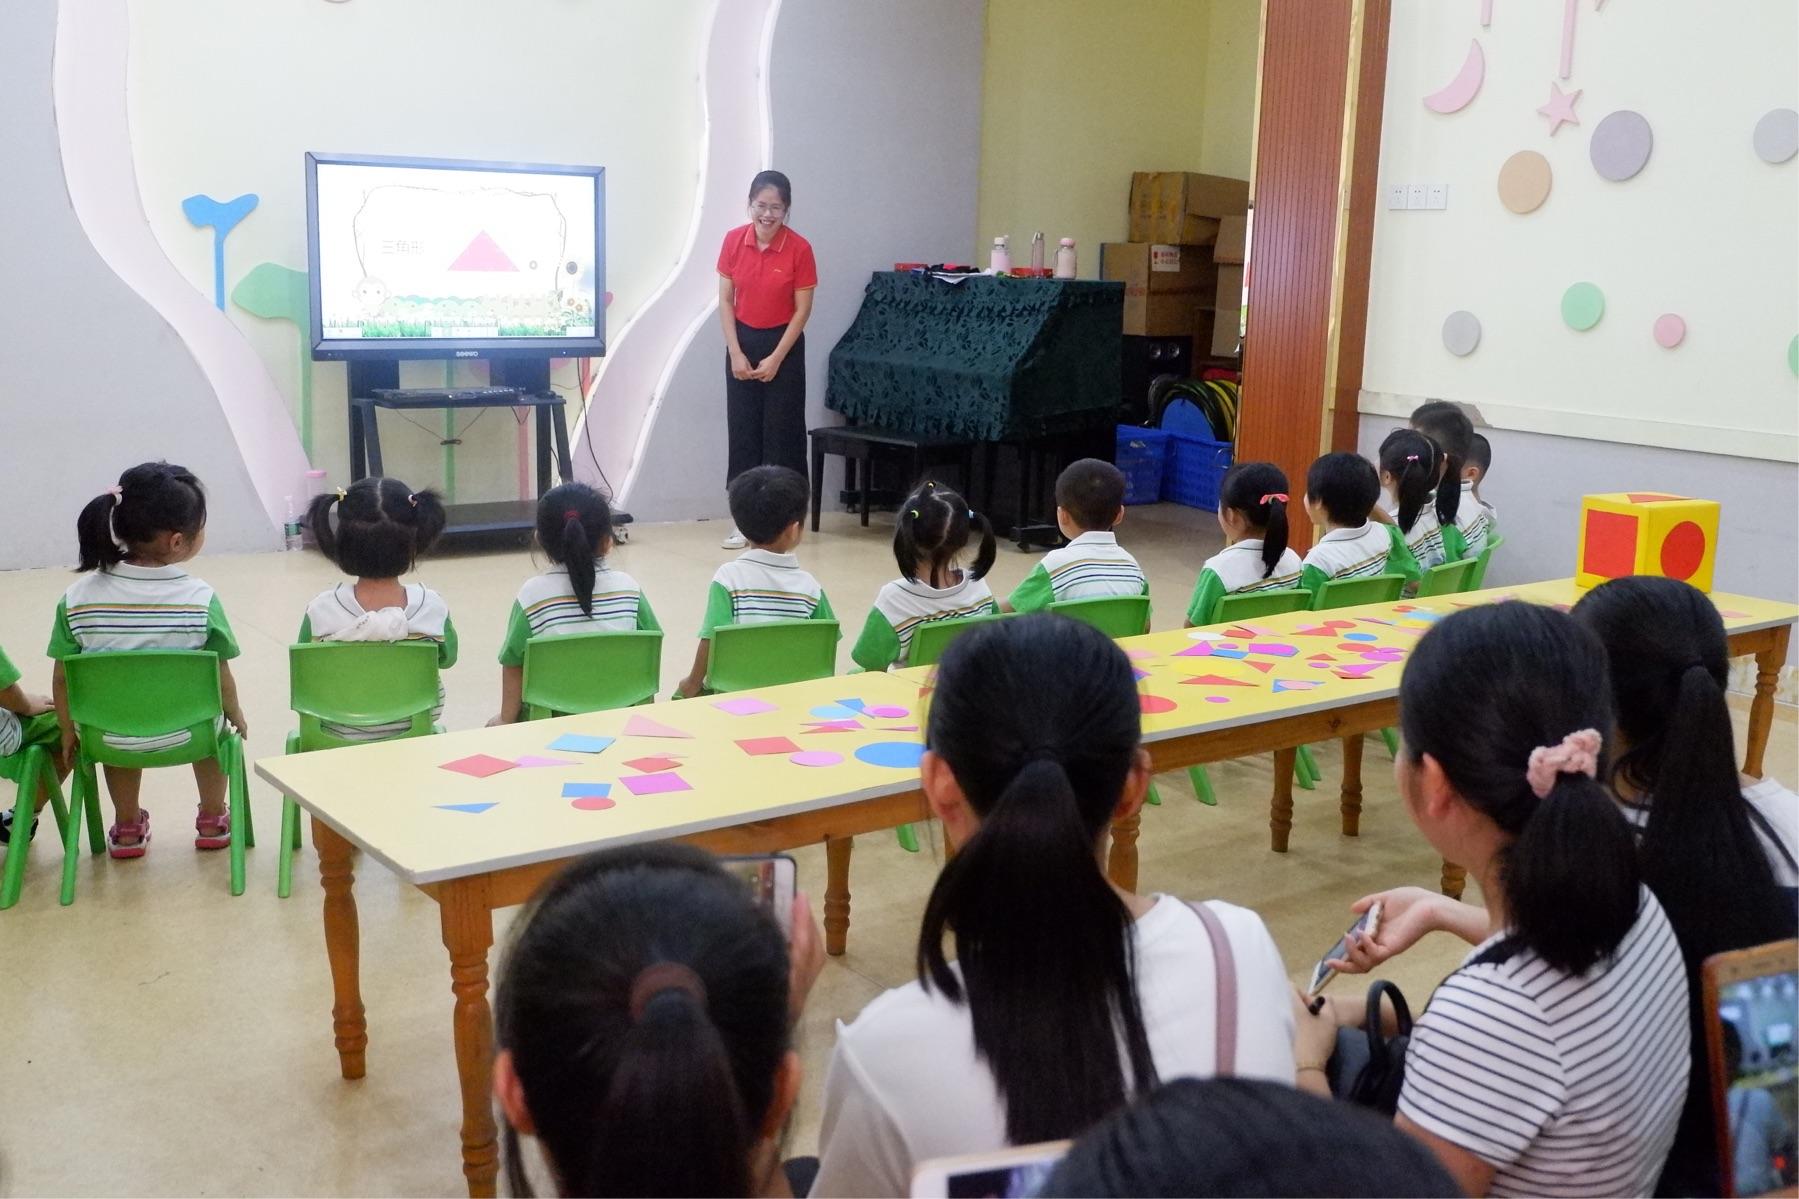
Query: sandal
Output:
[[194, 809, 231, 851], [0, 810, 41, 845], [107, 808, 151, 859]]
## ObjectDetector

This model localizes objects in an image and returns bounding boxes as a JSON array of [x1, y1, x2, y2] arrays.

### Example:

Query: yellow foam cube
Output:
[[1575, 492, 1720, 593]]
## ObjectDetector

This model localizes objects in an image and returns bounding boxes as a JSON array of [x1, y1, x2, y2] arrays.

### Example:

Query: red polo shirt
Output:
[[717, 223, 817, 330]]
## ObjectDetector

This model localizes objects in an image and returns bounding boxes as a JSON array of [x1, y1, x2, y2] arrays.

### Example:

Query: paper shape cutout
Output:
[[882, 725, 920, 732], [1561, 282, 1606, 330], [1273, 679, 1325, 693], [855, 741, 926, 769], [1753, 109, 1799, 165], [809, 704, 862, 720], [1125, 649, 1156, 660], [231, 262, 316, 458], [1653, 314, 1686, 349], [714, 696, 777, 716], [737, 736, 803, 756], [1333, 664, 1386, 680], [1247, 642, 1298, 658], [620, 772, 692, 796], [1182, 674, 1255, 687], [623, 756, 683, 773], [803, 722, 862, 733], [1422, 40, 1484, 114], [1343, 632, 1378, 642], [1559, 0, 1577, 78], [181, 193, 258, 310], [1139, 694, 1179, 714], [863, 705, 909, 719], [1244, 660, 1276, 675], [1442, 310, 1482, 356], [835, 699, 869, 712], [514, 755, 577, 768], [1306, 653, 1336, 661], [1132, 668, 1151, 681], [570, 795, 616, 811], [1536, 84, 1581, 137], [1220, 626, 1269, 639], [561, 782, 613, 799], [440, 754, 516, 779], [789, 750, 844, 767], [448, 230, 518, 272], [547, 734, 615, 754], [436, 802, 498, 814], [1175, 642, 1218, 657], [1204, 696, 1231, 704], [1186, 630, 1224, 641], [1590, 111, 1653, 181], [1360, 648, 1407, 663], [1310, 661, 1333, 669], [622, 715, 693, 739], [1210, 647, 1248, 660]]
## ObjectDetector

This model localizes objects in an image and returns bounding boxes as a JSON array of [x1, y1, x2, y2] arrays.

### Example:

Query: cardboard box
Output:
[[1193, 309, 1241, 359], [1101, 243, 1218, 337], [1214, 214, 1248, 264], [1129, 172, 1249, 243], [1214, 264, 1245, 311]]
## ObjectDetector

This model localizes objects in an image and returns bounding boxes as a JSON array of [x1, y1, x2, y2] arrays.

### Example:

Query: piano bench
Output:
[[807, 426, 976, 531]]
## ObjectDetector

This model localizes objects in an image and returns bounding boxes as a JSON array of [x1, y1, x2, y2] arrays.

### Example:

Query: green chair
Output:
[[522, 630, 662, 719], [62, 650, 253, 902], [282, 641, 441, 898], [706, 619, 840, 694], [1047, 594, 1152, 638], [1464, 535, 1504, 590], [1416, 557, 1479, 598], [1312, 573, 1408, 611], [1, 740, 70, 910], [908, 611, 1011, 669], [1213, 588, 1313, 623]]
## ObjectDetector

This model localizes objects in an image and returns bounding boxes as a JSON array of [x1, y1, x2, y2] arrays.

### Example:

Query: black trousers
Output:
[[726, 321, 807, 485]]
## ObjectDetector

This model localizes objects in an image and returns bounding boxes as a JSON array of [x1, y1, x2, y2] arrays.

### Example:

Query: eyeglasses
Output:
[[750, 202, 787, 216]]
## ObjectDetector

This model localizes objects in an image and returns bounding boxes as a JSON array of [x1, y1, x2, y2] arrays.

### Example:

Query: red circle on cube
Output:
[[1140, 694, 1178, 714], [1659, 521, 1706, 581]]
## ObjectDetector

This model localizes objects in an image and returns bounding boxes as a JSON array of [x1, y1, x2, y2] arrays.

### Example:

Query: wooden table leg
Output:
[[1107, 809, 1141, 892], [1440, 859, 1467, 899], [1340, 733, 1364, 837], [439, 877, 499, 1198], [1270, 748, 1297, 852], [824, 835, 853, 957], [1744, 625, 1790, 778], [314, 817, 367, 1081]]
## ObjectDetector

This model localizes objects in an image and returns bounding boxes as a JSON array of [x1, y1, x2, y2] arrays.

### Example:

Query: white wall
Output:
[[625, 0, 986, 522]]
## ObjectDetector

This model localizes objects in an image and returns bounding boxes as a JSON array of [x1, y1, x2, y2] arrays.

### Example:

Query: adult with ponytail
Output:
[[494, 843, 822, 1197], [1574, 576, 1797, 1196], [812, 615, 1296, 1197], [1295, 603, 1689, 1197], [1185, 461, 1303, 625], [492, 483, 660, 724], [1377, 428, 1450, 572], [1409, 401, 1492, 558]]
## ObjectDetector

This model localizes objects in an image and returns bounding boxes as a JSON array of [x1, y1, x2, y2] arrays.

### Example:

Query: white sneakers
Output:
[[721, 527, 746, 549]]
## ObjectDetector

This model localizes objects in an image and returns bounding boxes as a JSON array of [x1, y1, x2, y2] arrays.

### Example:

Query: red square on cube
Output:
[[1581, 509, 1639, 579]]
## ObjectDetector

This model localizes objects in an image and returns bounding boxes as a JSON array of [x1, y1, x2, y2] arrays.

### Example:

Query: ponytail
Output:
[[1379, 428, 1437, 535], [305, 491, 341, 566], [536, 483, 615, 617], [1261, 498, 1289, 579], [1217, 461, 1293, 579], [920, 615, 1156, 1143], [76, 462, 207, 573], [892, 481, 992, 586], [1410, 402, 1473, 531], [967, 511, 997, 581], [312, 478, 443, 576], [1504, 772, 1641, 973], [76, 493, 126, 573]]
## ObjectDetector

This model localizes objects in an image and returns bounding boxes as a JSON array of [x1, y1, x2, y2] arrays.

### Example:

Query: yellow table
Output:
[[257, 579, 1795, 1197]]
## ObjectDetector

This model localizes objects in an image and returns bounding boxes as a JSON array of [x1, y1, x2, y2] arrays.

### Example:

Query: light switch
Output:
[[1387, 183, 1410, 210], [1406, 183, 1429, 209], [1427, 184, 1449, 210]]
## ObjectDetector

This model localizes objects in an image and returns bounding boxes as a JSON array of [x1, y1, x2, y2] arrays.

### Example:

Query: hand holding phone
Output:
[[1308, 901, 1383, 996]]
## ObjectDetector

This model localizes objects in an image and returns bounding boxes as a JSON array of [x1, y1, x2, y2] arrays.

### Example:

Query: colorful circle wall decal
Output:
[[1497, 150, 1552, 213], [1561, 282, 1605, 331], [1590, 110, 1653, 181], [1442, 310, 1482, 356], [1652, 314, 1686, 349], [1753, 109, 1798, 165]]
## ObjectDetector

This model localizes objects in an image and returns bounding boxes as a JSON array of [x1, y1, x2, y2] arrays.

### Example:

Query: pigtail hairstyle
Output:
[[536, 482, 614, 618], [1378, 428, 1437, 534], [919, 614, 1157, 1143], [892, 481, 996, 585], [1399, 603, 1641, 974], [77, 461, 207, 573], [308, 477, 445, 577], [495, 844, 791, 1198], [1409, 401, 1473, 530], [1572, 577, 1790, 969], [1217, 462, 1292, 579]]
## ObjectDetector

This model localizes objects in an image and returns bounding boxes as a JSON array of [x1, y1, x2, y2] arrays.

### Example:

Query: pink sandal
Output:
[[194, 809, 231, 851], [107, 808, 151, 859]]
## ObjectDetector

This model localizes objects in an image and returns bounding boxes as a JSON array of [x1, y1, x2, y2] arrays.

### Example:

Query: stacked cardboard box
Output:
[[1102, 172, 1249, 359]]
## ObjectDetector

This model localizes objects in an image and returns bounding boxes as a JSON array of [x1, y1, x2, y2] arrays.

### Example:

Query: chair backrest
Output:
[[64, 650, 227, 763], [1465, 536, 1504, 590], [289, 641, 440, 750], [907, 611, 1011, 668], [1211, 587, 1312, 625], [1047, 594, 1152, 638], [1313, 573, 1408, 611], [707, 620, 840, 693], [522, 629, 663, 718], [1416, 557, 1480, 598]]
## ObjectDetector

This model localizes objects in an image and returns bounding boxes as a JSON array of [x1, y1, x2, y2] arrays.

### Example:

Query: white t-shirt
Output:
[[1398, 887, 1690, 1198], [809, 897, 1296, 1198], [1006, 531, 1149, 611], [1382, 490, 1449, 571], [1617, 778, 1799, 888], [1453, 479, 1495, 556], [1299, 522, 1394, 593], [851, 573, 997, 671], [299, 582, 455, 740]]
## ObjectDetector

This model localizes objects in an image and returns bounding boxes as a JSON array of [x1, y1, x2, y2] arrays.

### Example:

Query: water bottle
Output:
[[1029, 231, 1046, 273], [283, 495, 303, 552], [990, 236, 1011, 274], [1054, 238, 1077, 279]]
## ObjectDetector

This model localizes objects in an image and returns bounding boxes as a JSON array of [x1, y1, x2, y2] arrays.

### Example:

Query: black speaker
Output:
[[1120, 335, 1192, 424]]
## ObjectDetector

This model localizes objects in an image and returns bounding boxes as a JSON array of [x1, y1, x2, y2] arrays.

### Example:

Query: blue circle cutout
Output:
[[855, 741, 925, 769], [810, 704, 861, 720], [1343, 632, 1378, 642]]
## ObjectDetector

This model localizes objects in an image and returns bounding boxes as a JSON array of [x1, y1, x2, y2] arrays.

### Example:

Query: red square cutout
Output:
[[1583, 509, 1639, 578]]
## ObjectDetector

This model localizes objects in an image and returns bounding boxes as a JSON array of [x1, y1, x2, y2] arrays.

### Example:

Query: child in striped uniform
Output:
[[48, 463, 247, 857], [0, 642, 68, 846], [678, 466, 835, 698], [1184, 462, 1303, 626], [1410, 400, 1490, 559], [493, 484, 659, 723], [1299, 452, 1419, 599], [298, 477, 456, 741], [1005, 458, 1148, 615], [852, 481, 997, 671], [1377, 428, 1449, 576]]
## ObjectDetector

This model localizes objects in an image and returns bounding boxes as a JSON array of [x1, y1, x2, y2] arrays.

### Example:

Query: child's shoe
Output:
[[107, 809, 150, 859], [194, 809, 230, 851]]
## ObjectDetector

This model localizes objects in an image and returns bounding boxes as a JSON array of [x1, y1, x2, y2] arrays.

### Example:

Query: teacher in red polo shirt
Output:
[[715, 169, 817, 548]]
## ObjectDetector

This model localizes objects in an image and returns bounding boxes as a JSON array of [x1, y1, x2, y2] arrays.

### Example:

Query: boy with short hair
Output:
[[677, 466, 835, 697], [1466, 432, 1498, 537], [1005, 458, 1149, 614], [1300, 451, 1419, 598]]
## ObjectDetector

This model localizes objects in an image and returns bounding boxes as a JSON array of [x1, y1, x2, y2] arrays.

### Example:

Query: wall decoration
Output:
[[1423, 40, 1485, 114], [1753, 108, 1798, 165], [1442, 310, 1482, 356], [1537, 83, 1581, 136], [1652, 314, 1686, 349], [1561, 282, 1605, 331], [1559, 0, 1577, 78], [1481, 0, 1493, 27], [1589, 110, 1654, 181], [231, 262, 314, 460], [1497, 150, 1552, 213], [180, 193, 258, 310]]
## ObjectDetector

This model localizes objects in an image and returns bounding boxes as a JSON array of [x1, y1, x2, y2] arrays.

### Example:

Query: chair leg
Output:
[[225, 747, 247, 897], [894, 823, 919, 854], [278, 798, 300, 898], [63, 760, 99, 906], [1146, 781, 1163, 806], [82, 763, 104, 856], [1379, 727, 1399, 758], [1, 754, 41, 910], [1294, 746, 1318, 790], [1188, 764, 1217, 807]]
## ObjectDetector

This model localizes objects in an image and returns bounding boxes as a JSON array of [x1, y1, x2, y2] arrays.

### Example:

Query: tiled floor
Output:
[[1, 504, 1791, 1196]]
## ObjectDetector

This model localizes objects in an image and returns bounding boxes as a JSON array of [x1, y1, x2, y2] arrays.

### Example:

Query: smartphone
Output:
[[910, 1141, 1070, 1199], [1701, 939, 1799, 1197], [1308, 901, 1382, 996], [718, 854, 796, 939]]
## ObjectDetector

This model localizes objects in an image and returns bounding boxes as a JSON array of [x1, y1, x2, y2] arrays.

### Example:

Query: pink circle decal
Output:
[[570, 795, 616, 811], [1204, 695, 1231, 704], [1653, 313, 1686, 348], [863, 705, 909, 719], [789, 750, 845, 767]]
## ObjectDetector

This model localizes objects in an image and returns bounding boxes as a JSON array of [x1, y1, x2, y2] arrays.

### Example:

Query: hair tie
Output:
[[1259, 493, 1288, 505], [968, 509, 976, 519], [407, 493, 418, 507], [1526, 728, 1602, 798], [105, 485, 122, 504], [909, 508, 920, 518], [563, 509, 581, 521], [334, 487, 347, 501], [1405, 454, 1420, 463], [628, 962, 707, 1022]]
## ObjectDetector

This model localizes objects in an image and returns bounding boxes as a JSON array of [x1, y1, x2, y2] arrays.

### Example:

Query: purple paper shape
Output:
[[862, 704, 909, 719], [789, 750, 844, 767], [620, 772, 692, 796], [1247, 642, 1298, 658], [714, 696, 777, 716]]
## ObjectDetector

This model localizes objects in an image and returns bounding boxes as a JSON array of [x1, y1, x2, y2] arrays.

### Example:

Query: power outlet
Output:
[[1387, 183, 1410, 210], [1406, 183, 1429, 210], [1426, 183, 1449, 210]]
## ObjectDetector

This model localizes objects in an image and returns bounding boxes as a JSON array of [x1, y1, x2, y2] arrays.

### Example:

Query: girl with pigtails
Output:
[[849, 480, 998, 672]]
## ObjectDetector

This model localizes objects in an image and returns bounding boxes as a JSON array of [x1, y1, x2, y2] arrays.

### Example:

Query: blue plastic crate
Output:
[[1165, 431, 1234, 511], [1115, 425, 1170, 505]]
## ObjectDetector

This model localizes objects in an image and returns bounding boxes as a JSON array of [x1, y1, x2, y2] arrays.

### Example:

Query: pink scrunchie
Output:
[[1526, 728, 1602, 798]]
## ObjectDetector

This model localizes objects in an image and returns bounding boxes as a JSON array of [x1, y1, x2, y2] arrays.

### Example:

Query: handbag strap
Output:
[[1186, 901, 1239, 1077]]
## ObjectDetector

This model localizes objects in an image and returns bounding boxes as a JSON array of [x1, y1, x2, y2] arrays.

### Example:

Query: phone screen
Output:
[[1308, 903, 1381, 996], [1713, 967, 1799, 1196], [719, 855, 796, 938], [943, 1161, 1057, 1199]]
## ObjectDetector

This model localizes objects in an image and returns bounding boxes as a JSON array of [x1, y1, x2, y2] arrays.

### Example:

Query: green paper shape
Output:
[[1561, 282, 1605, 331], [1788, 335, 1798, 377], [231, 262, 315, 460]]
